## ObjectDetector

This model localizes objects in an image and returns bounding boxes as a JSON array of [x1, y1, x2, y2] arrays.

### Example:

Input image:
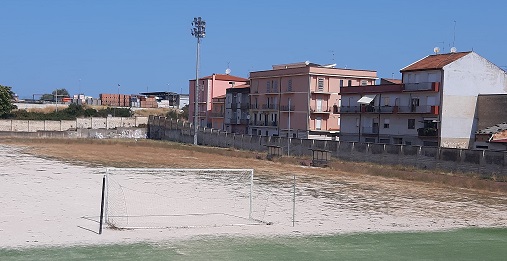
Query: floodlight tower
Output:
[[191, 16, 206, 145]]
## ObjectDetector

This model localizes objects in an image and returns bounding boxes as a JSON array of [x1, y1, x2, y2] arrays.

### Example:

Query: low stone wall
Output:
[[148, 116, 507, 178]]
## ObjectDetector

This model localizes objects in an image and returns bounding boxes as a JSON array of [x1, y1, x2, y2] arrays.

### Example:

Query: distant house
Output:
[[339, 51, 507, 148], [189, 74, 249, 128], [225, 84, 250, 134]]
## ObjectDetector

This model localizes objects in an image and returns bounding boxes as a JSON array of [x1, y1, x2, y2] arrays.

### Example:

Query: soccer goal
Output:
[[101, 168, 266, 230]]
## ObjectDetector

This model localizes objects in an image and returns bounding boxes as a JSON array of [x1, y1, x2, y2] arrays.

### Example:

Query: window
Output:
[[383, 97, 390, 106], [383, 118, 390, 128], [318, 78, 324, 91], [408, 119, 415, 129], [316, 117, 322, 130], [348, 80, 352, 86], [273, 80, 278, 92], [333, 105, 338, 114], [360, 80, 368, 86], [288, 79, 293, 91], [379, 139, 390, 144], [340, 80, 344, 87], [266, 81, 271, 92], [365, 138, 376, 143], [356, 118, 360, 127]]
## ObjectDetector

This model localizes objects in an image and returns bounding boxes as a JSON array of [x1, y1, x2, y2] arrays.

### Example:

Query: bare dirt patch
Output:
[[1, 138, 507, 248]]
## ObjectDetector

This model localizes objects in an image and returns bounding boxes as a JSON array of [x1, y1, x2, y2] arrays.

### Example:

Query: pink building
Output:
[[249, 62, 377, 139], [189, 73, 248, 128]]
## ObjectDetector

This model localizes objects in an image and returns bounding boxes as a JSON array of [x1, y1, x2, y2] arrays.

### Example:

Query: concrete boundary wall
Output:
[[0, 127, 146, 139], [0, 116, 148, 132], [148, 116, 507, 178]]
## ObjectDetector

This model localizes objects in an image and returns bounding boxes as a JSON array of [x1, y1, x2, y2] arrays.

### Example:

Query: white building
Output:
[[340, 51, 507, 148]]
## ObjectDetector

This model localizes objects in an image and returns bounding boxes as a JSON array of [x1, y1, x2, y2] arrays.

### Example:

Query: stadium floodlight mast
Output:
[[191, 16, 206, 145]]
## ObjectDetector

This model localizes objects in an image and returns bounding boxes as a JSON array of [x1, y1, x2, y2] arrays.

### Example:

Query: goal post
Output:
[[102, 168, 259, 230]]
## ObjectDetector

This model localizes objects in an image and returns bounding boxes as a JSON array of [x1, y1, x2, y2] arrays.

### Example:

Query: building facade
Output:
[[249, 62, 377, 139], [189, 74, 248, 128], [340, 51, 507, 148], [224, 85, 250, 134]]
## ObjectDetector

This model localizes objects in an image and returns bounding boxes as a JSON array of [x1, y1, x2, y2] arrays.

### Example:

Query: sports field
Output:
[[2, 228, 507, 260], [1, 139, 507, 260]]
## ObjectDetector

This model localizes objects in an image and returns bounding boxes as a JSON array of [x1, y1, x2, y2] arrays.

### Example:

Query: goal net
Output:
[[104, 168, 266, 229]]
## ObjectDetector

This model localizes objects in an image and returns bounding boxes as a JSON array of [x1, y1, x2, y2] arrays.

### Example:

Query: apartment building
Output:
[[99, 93, 131, 107], [224, 84, 250, 134], [249, 61, 377, 139], [340, 51, 507, 148], [189, 74, 248, 128], [210, 94, 226, 130]]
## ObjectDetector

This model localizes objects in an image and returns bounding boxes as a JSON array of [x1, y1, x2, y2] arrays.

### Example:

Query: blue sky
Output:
[[1, 0, 506, 99]]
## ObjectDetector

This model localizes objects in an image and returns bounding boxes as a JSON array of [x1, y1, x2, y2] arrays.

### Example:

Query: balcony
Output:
[[310, 107, 331, 114], [418, 128, 438, 137], [311, 88, 332, 95], [250, 121, 278, 127], [261, 104, 278, 110], [339, 82, 440, 95], [210, 112, 224, 118], [338, 105, 439, 115], [362, 126, 379, 135], [250, 104, 260, 110], [339, 106, 361, 113], [397, 105, 439, 115], [340, 84, 404, 94], [404, 82, 440, 92], [280, 104, 295, 112], [265, 89, 279, 95]]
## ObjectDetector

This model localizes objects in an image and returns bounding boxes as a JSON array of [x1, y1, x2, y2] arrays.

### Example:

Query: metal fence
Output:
[[148, 116, 507, 178]]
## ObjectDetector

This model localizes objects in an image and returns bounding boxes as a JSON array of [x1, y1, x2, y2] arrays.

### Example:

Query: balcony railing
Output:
[[250, 121, 278, 127], [397, 105, 439, 114], [210, 112, 224, 117], [280, 105, 295, 111], [339, 106, 361, 113], [404, 82, 440, 92], [310, 107, 331, 114], [362, 126, 379, 134], [261, 104, 278, 110], [339, 105, 439, 115], [418, 127, 438, 137], [250, 104, 259, 110]]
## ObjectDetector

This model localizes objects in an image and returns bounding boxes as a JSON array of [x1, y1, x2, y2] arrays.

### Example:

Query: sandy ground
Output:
[[1, 141, 507, 249]]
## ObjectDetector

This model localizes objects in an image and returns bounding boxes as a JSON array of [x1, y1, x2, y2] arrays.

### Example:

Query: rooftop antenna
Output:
[[438, 41, 445, 53], [452, 20, 457, 48], [433, 47, 440, 55], [330, 50, 335, 63]]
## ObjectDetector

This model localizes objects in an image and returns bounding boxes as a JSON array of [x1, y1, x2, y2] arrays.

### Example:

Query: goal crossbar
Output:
[[102, 168, 256, 229]]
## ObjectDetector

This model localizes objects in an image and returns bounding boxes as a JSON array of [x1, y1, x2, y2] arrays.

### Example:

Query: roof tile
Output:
[[401, 52, 471, 72]]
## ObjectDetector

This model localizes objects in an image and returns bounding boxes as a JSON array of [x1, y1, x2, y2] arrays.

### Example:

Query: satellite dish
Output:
[[225, 68, 231, 75], [450, 47, 457, 53], [433, 47, 440, 54]]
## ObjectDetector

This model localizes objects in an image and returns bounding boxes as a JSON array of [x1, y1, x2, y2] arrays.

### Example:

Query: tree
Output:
[[40, 88, 70, 101], [0, 85, 16, 118]]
